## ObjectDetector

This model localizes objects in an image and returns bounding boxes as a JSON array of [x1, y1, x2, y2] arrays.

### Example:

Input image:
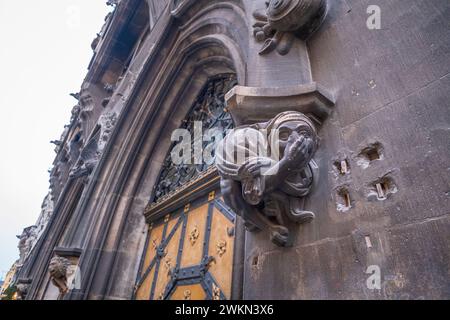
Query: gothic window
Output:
[[152, 75, 237, 203]]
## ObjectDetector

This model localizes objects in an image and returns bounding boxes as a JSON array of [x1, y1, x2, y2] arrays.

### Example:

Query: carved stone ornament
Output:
[[69, 129, 100, 179], [16, 282, 30, 300], [216, 111, 319, 247], [69, 112, 117, 180], [253, 0, 328, 55], [48, 256, 70, 295]]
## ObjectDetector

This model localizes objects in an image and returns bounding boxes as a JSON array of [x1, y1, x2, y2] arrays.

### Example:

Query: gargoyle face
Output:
[[276, 120, 314, 158]]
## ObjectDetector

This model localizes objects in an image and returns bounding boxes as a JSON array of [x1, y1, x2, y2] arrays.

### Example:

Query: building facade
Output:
[[1, 263, 17, 298], [15, 0, 450, 300]]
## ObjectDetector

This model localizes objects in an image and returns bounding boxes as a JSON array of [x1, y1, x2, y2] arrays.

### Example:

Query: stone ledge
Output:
[[226, 82, 335, 126], [53, 247, 83, 258]]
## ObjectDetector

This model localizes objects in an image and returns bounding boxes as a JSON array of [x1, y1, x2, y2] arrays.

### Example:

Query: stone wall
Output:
[[242, 0, 450, 299]]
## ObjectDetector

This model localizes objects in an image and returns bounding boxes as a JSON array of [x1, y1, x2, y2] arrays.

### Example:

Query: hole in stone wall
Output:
[[356, 142, 384, 169], [365, 236, 373, 249], [252, 255, 259, 267], [367, 176, 398, 201], [334, 159, 350, 175], [366, 148, 380, 161], [336, 187, 352, 212]]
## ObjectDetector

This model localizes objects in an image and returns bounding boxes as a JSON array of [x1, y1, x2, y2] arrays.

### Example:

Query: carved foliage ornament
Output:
[[69, 112, 117, 180], [216, 111, 319, 247], [189, 225, 200, 246], [253, 0, 328, 55], [216, 240, 227, 257]]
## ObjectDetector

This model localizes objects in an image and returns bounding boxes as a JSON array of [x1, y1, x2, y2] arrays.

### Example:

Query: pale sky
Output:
[[0, 1, 112, 279]]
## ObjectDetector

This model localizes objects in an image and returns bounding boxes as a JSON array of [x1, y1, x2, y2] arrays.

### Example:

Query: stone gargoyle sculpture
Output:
[[216, 111, 319, 246]]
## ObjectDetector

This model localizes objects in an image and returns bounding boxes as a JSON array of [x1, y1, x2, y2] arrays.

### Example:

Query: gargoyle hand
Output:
[[245, 159, 273, 177], [283, 131, 314, 169]]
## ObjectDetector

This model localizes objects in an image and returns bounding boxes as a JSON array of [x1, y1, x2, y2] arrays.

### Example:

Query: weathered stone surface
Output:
[[242, 0, 450, 299], [14, 0, 449, 300]]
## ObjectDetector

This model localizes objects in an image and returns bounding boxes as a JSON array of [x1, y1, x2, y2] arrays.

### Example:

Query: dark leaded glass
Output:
[[152, 75, 237, 202]]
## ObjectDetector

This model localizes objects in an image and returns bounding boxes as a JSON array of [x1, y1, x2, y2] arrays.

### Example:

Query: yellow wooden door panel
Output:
[[141, 223, 164, 276], [180, 204, 209, 268], [207, 205, 235, 299], [135, 193, 237, 300], [135, 266, 155, 300], [170, 284, 206, 300], [153, 216, 183, 300]]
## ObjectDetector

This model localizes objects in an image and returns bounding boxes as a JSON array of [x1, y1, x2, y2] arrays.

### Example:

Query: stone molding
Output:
[[226, 82, 335, 126]]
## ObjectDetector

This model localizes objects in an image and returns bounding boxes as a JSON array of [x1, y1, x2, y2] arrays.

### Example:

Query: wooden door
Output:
[[134, 191, 236, 300]]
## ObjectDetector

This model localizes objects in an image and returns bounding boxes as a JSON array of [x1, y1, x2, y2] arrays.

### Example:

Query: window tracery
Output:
[[152, 75, 237, 203]]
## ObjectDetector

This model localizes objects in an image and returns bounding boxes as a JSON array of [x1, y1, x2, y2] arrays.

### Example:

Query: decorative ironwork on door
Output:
[[134, 192, 236, 300]]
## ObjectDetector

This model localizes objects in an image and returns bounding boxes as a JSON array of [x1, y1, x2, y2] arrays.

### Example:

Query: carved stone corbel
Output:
[[48, 256, 70, 296], [253, 0, 328, 55], [16, 284, 28, 300], [15, 279, 32, 300]]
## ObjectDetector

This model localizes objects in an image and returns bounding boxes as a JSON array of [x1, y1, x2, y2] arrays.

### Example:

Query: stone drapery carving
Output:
[[253, 0, 328, 55], [216, 111, 319, 247], [48, 256, 71, 295]]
